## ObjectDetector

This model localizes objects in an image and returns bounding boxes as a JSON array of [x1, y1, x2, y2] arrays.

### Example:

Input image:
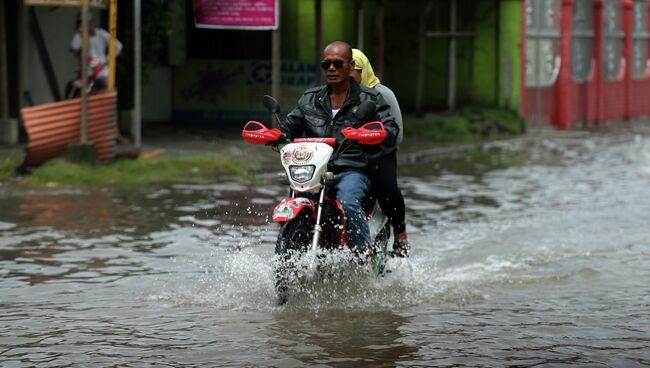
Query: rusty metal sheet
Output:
[[21, 91, 117, 167]]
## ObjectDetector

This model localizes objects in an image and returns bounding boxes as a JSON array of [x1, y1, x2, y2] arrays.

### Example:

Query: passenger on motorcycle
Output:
[[278, 41, 400, 258]]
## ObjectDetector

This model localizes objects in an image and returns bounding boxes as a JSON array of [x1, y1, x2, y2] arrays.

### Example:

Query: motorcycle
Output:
[[64, 55, 106, 100], [242, 96, 392, 304]]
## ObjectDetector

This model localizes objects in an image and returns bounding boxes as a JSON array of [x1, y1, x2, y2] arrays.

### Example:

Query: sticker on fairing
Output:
[[272, 197, 313, 222], [291, 145, 313, 164], [282, 151, 293, 165]]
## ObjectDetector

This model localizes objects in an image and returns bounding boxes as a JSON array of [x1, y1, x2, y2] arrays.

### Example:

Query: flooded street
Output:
[[1, 128, 650, 367]]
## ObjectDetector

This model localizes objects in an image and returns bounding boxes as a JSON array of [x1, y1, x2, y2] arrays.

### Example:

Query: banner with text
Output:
[[194, 0, 278, 30], [173, 59, 317, 124]]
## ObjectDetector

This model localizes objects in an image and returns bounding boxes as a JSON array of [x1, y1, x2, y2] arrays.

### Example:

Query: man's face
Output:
[[321, 46, 354, 85]]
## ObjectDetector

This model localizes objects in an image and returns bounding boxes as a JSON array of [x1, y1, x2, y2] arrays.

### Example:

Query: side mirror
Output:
[[355, 101, 377, 123], [263, 95, 281, 114]]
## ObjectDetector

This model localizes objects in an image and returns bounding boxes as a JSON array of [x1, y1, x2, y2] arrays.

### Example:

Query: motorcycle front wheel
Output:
[[274, 213, 312, 305]]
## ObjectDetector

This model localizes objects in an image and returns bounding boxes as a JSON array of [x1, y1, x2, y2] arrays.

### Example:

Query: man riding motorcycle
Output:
[[278, 41, 399, 259]]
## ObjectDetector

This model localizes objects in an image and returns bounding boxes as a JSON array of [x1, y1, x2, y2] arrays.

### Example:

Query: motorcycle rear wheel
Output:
[[274, 213, 312, 305], [369, 221, 392, 276]]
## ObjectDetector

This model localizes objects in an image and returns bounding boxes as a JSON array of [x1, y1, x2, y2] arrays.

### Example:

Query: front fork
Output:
[[311, 188, 327, 250]]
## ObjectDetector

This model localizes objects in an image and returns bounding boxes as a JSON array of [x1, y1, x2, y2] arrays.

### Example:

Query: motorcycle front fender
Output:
[[272, 197, 316, 223]]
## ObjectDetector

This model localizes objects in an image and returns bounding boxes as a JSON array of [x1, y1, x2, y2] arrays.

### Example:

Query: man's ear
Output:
[[350, 60, 355, 69]]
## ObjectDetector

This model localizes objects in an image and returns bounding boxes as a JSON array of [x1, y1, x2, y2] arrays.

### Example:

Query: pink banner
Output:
[[195, 0, 278, 30]]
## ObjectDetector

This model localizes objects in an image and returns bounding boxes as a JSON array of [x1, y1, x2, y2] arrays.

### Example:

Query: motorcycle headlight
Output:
[[289, 165, 315, 183]]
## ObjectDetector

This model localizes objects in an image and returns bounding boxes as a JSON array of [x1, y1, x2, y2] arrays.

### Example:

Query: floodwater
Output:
[[1, 127, 650, 367]]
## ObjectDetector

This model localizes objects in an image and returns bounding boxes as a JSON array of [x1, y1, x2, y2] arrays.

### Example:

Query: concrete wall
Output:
[[142, 66, 171, 123]]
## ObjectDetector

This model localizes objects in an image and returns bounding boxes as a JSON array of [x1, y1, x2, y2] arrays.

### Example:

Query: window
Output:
[[632, 0, 650, 78], [526, 0, 562, 87], [571, 0, 594, 82], [602, 0, 625, 80]]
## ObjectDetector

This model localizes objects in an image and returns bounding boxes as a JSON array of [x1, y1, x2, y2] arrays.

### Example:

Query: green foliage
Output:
[[405, 106, 525, 143], [24, 156, 251, 187]]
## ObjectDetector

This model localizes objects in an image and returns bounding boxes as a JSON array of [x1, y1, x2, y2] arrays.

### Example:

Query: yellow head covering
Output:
[[352, 48, 381, 88]]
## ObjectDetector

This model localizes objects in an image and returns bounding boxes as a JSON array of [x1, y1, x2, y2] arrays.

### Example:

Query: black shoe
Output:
[[390, 241, 410, 258]]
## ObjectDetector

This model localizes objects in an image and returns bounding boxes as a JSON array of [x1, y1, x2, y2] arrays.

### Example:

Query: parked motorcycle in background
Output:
[[242, 96, 392, 305], [64, 55, 105, 100]]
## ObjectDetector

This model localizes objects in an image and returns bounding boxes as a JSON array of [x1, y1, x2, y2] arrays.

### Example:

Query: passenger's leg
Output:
[[373, 151, 409, 256]]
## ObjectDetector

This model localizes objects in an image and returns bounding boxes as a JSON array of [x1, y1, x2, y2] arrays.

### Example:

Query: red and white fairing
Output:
[[272, 197, 315, 222], [279, 142, 334, 193]]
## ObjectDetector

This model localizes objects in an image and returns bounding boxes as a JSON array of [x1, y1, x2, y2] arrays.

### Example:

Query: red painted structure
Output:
[[523, 0, 650, 128]]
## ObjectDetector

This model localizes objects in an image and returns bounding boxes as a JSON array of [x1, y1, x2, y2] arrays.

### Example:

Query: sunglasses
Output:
[[321, 59, 345, 70]]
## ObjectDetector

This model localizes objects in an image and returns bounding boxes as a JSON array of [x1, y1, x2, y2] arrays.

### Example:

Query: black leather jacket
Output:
[[280, 78, 399, 174]]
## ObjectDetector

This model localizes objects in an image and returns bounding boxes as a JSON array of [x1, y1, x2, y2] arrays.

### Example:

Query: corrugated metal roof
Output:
[[21, 91, 117, 167]]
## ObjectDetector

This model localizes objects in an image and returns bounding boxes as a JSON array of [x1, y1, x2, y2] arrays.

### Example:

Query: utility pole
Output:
[[108, 0, 117, 90], [80, 0, 90, 143]]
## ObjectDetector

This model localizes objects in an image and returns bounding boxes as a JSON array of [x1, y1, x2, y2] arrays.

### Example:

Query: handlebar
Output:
[[242, 120, 387, 147]]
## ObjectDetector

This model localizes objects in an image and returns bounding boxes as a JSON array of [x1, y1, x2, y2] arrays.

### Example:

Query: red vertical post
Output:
[[623, 0, 633, 120], [556, 0, 574, 129], [593, 0, 604, 123]]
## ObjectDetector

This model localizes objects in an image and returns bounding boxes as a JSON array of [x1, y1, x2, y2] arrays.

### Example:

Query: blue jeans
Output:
[[329, 170, 371, 252]]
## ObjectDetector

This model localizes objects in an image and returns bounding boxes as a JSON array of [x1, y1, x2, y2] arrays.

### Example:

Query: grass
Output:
[[405, 106, 526, 143], [0, 154, 22, 182], [21, 155, 251, 187]]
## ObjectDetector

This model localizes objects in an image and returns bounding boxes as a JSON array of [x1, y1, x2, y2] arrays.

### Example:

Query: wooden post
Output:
[[315, 0, 322, 85], [448, 0, 457, 110], [272, 0, 281, 116], [133, 0, 141, 148], [108, 0, 117, 90], [80, 0, 90, 143]]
